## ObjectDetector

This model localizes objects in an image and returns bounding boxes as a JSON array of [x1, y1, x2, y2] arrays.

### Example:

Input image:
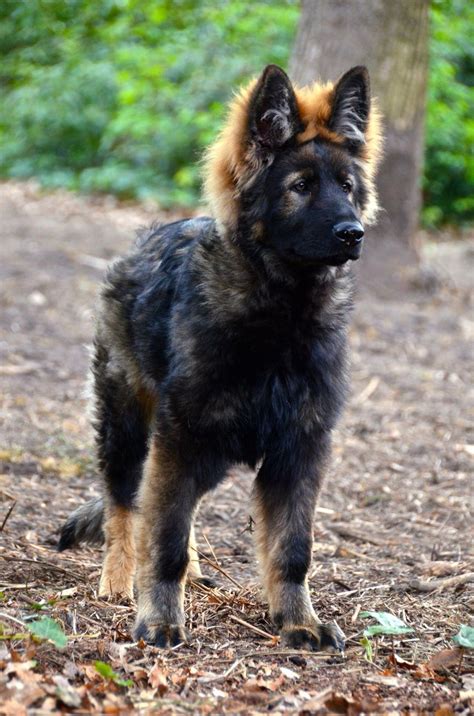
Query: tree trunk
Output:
[[290, 0, 429, 292]]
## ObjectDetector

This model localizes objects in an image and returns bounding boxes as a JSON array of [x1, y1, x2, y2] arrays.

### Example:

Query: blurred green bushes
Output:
[[424, 0, 473, 227], [0, 0, 472, 225], [0, 0, 298, 206]]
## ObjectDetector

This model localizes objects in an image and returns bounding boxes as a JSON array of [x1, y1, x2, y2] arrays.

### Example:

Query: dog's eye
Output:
[[341, 180, 353, 194], [292, 179, 309, 194]]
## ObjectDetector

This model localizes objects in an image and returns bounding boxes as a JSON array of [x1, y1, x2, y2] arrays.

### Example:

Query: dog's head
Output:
[[204, 64, 383, 266]]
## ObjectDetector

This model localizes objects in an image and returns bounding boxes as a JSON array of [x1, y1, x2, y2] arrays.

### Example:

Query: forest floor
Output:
[[0, 181, 473, 715]]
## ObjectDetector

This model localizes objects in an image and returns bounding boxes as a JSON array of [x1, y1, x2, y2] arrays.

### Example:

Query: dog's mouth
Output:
[[325, 243, 363, 265], [324, 256, 351, 266], [285, 251, 358, 268], [325, 252, 361, 266], [284, 239, 363, 267]]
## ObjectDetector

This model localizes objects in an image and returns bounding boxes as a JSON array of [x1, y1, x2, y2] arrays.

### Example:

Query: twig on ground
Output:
[[0, 611, 26, 627], [197, 657, 245, 683], [408, 572, 474, 593], [0, 501, 16, 532], [340, 583, 391, 598], [0, 362, 39, 375], [202, 533, 219, 565], [228, 614, 276, 641], [193, 548, 243, 590], [354, 376, 380, 404], [328, 523, 394, 546]]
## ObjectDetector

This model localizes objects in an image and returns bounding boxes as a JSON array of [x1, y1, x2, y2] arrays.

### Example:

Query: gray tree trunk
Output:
[[290, 0, 429, 290]]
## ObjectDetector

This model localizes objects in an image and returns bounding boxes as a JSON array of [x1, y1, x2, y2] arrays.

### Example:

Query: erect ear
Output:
[[248, 65, 302, 150], [328, 66, 370, 147]]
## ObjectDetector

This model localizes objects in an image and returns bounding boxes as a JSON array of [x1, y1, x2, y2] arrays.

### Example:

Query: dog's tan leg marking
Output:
[[99, 504, 136, 599]]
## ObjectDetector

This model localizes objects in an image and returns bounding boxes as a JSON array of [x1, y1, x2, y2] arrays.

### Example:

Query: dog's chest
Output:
[[164, 285, 347, 459], [193, 318, 341, 438]]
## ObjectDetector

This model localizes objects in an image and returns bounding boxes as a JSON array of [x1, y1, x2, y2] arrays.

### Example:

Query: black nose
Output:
[[332, 221, 364, 248]]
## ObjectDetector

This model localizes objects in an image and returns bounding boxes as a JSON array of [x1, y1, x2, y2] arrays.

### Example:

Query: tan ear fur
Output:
[[203, 74, 383, 229]]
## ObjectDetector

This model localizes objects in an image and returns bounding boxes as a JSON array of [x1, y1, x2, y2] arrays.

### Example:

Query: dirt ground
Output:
[[0, 181, 473, 715]]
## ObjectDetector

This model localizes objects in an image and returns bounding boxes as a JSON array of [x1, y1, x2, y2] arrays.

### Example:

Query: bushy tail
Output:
[[58, 497, 105, 551]]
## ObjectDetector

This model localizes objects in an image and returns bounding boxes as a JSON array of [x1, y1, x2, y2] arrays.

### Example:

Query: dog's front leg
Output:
[[133, 437, 201, 647], [253, 435, 345, 652]]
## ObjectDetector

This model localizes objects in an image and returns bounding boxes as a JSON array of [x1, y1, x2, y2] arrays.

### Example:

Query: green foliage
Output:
[[0, 0, 471, 224], [0, 0, 298, 205], [360, 611, 414, 637], [424, 0, 474, 226], [453, 625, 474, 649], [26, 616, 68, 648], [94, 660, 133, 687]]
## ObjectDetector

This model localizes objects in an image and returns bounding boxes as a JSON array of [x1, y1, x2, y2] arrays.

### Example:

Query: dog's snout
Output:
[[332, 221, 364, 248]]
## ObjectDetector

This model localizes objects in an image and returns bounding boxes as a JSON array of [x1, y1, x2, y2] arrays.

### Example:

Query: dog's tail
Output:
[[57, 497, 105, 551]]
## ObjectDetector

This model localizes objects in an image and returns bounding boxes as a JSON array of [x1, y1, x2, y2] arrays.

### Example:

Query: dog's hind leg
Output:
[[93, 342, 153, 599], [253, 434, 345, 653], [99, 505, 136, 599]]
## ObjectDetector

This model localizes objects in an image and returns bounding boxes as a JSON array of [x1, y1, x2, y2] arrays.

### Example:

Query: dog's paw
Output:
[[134, 619, 188, 648], [281, 622, 345, 653], [98, 574, 134, 601]]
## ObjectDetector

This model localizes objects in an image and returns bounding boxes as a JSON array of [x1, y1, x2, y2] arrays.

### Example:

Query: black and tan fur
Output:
[[59, 64, 382, 650]]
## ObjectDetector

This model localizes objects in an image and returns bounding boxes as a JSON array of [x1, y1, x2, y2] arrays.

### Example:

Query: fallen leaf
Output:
[[324, 691, 364, 714], [389, 654, 418, 670], [413, 663, 444, 682], [56, 586, 78, 598], [244, 674, 284, 692], [211, 687, 227, 699], [388, 654, 445, 682], [453, 624, 474, 649], [26, 616, 67, 649], [53, 675, 82, 708], [3, 679, 45, 708], [5, 660, 38, 677], [280, 666, 299, 680], [428, 647, 463, 671], [148, 663, 168, 695]]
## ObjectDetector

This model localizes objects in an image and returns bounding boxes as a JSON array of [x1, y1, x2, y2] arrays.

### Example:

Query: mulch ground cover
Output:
[[0, 182, 473, 714]]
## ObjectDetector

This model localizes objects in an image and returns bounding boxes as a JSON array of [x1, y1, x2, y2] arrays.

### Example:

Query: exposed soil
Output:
[[0, 181, 473, 714]]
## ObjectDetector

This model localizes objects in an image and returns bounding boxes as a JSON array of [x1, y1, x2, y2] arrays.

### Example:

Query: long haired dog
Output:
[[59, 65, 382, 650]]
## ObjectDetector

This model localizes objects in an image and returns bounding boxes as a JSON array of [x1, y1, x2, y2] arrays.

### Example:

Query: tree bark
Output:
[[290, 0, 429, 292]]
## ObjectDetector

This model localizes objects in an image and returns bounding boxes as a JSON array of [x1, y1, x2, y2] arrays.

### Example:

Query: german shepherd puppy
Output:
[[59, 64, 382, 651]]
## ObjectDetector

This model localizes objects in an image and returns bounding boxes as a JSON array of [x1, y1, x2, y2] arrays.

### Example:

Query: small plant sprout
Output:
[[94, 661, 133, 688], [360, 635, 374, 662], [360, 611, 414, 661]]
